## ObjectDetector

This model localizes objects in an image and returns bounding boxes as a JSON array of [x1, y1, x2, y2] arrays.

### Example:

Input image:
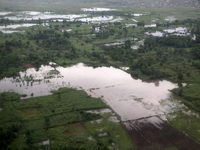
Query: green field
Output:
[[0, 1, 200, 149], [167, 96, 200, 142], [0, 88, 133, 149], [0, 0, 107, 12], [0, 2, 199, 126]]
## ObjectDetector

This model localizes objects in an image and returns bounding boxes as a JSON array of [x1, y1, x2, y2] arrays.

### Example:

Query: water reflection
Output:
[[165, 16, 177, 22], [0, 63, 184, 121], [0, 24, 37, 30], [4, 11, 87, 21], [82, 8, 117, 12], [146, 27, 190, 37]]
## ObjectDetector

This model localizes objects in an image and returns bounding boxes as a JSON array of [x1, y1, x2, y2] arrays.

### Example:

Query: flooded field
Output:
[[145, 31, 164, 37], [144, 24, 157, 28], [78, 16, 122, 23], [0, 6, 200, 149], [0, 10, 124, 26], [0, 23, 38, 33], [0, 23, 37, 29], [123, 116, 200, 150], [3, 11, 87, 21], [104, 41, 125, 46], [165, 16, 177, 22], [82, 7, 117, 12], [0, 63, 191, 122], [146, 27, 191, 37], [0, 12, 12, 16]]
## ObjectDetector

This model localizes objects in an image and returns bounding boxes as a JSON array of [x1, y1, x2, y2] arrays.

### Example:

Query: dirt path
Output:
[[123, 116, 200, 150]]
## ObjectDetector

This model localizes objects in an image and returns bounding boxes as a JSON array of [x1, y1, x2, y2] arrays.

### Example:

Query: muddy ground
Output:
[[123, 116, 200, 150]]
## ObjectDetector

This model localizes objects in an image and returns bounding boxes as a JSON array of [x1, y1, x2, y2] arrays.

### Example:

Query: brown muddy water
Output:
[[123, 116, 200, 150]]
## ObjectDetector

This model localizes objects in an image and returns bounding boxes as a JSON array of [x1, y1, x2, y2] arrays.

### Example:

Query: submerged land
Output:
[[0, 0, 200, 149]]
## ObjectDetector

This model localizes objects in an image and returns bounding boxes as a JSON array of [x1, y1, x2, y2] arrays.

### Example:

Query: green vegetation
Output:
[[125, 19, 200, 111], [84, 112, 133, 150], [0, 2, 200, 149], [0, 0, 199, 12], [167, 96, 200, 142], [171, 84, 200, 111], [160, 148, 178, 150], [0, 0, 107, 12], [0, 88, 133, 149]]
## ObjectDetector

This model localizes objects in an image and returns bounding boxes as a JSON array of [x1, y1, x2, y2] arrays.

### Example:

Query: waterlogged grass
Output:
[[168, 109, 200, 142], [122, 7, 200, 20], [172, 84, 200, 111], [0, 4, 200, 149], [0, 88, 133, 149], [0, 7, 199, 79], [84, 112, 134, 150], [165, 95, 200, 143]]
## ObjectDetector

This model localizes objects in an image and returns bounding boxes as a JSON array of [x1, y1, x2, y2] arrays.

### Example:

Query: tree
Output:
[[177, 72, 183, 81], [44, 117, 50, 130], [125, 40, 131, 49]]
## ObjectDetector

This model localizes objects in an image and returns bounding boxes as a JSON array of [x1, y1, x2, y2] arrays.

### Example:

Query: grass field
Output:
[[0, 0, 107, 12], [0, 88, 133, 149], [167, 96, 200, 142], [0, 2, 200, 149]]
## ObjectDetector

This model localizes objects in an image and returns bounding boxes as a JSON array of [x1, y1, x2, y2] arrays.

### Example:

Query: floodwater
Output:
[[146, 27, 190, 37], [1, 11, 123, 23], [0, 23, 37, 30], [164, 27, 191, 36], [125, 24, 137, 27], [132, 13, 146, 17], [0, 63, 188, 121], [165, 16, 176, 22], [0, 12, 12, 16], [164, 27, 188, 34], [0, 23, 41, 34], [145, 31, 164, 37], [3, 11, 87, 21], [82, 7, 116, 12], [104, 41, 124, 46], [78, 16, 122, 23], [131, 39, 144, 49], [0, 23, 38, 34], [131, 45, 140, 50], [109, 17, 123, 23], [144, 24, 157, 28], [78, 16, 113, 23], [0, 30, 25, 34], [132, 19, 138, 22], [61, 29, 72, 32]]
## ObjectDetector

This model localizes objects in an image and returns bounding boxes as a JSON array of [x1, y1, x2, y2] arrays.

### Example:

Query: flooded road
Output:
[[0, 63, 186, 121]]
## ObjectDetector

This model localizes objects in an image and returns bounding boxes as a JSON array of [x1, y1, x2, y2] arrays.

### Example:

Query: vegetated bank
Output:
[[128, 19, 200, 112], [0, 8, 200, 116], [0, 7, 200, 149]]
